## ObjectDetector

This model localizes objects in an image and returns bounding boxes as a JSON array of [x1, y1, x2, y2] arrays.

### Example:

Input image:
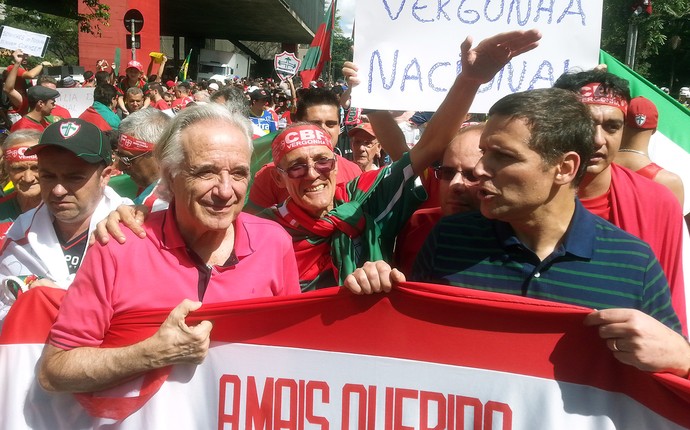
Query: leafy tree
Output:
[[602, 0, 690, 93], [0, 6, 79, 66], [0, 0, 110, 67]]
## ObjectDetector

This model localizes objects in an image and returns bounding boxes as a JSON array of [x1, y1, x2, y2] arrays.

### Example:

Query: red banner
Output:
[[2, 283, 690, 429]]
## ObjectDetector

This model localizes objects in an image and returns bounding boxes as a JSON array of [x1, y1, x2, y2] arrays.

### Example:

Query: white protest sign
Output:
[[0, 26, 50, 58], [352, 0, 603, 113], [54, 88, 95, 118]]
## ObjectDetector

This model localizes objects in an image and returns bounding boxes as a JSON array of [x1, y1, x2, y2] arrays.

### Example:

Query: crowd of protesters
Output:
[[0, 28, 690, 414]]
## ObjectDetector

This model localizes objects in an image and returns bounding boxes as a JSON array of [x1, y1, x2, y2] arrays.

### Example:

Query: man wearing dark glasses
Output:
[[115, 108, 170, 210], [394, 123, 484, 274]]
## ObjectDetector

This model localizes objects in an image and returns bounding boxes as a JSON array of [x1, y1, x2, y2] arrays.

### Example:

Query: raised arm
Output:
[[39, 299, 212, 393], [3, 50, 25, 109], [342, 61, 408, 161], [408, 30, 541, 175], [155, 55, 168, 83], [20, 59, 47, 80]]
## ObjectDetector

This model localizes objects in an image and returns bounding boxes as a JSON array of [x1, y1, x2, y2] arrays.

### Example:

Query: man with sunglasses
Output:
[[115, 108, 170, 210], [260, 30, 542, 291], [394, 123, 484, 274], [245, 88, 363, 214], [0, 119, 130, 324]]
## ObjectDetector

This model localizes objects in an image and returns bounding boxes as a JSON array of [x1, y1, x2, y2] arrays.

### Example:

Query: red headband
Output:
[[272, 125, 333, 165], [579, 82, 628, 115], [118, 133, 154, 154], [4, 146, 38, 163]]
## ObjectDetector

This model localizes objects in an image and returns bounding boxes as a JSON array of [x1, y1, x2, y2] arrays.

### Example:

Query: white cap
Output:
[[208, 83, 219, 91]]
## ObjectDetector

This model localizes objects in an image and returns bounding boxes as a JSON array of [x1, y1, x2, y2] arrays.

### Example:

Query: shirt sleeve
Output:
[[363, 152, 427, 242], [642, 253, 683, 335], [48, 243, 117, 350]]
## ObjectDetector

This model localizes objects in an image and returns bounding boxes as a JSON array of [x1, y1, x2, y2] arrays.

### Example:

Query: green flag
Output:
[[178, 49, 192, 81]]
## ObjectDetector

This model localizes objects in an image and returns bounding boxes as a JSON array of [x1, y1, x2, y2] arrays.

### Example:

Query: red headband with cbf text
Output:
[[579, 82, 628, 115], [118, 133, 155, 154], [4, 146, 38, 163], [272, 125, 333, 165]]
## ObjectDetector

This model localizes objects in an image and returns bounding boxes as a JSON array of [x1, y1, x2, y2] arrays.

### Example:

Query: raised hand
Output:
[[460, 29, 542, 84]]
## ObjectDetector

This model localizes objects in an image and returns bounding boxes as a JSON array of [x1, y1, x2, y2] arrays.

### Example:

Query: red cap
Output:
[[126, 60, 143, 72], [348, 123, 376, 140], [626, 96, 658, 129]]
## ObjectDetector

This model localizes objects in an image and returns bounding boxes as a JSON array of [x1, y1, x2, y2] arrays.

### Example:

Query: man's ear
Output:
[[100, 165, 114, 188], [554, 151, 580, 186], [271, 165, 286, 189]]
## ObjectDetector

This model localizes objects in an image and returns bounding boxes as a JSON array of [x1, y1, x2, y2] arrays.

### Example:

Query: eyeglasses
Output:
[[116, 151, 151, 167], [352, 139, 378, 149], [433, 165, 479, 184], [276, 158, 336, 179]]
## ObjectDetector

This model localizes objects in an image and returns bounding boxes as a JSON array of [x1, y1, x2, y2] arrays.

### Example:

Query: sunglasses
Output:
[[433, 165, 479, 184], [116, 151, 151, 167], [276, 158, 336, 179]]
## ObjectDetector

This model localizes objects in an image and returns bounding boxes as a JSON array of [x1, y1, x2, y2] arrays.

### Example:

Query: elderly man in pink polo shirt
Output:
[[39, 104, 300, 393]]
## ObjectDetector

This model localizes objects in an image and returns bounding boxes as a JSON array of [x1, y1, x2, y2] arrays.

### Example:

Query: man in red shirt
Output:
[[39, 104, 300, 394], [37, 76, 71, 119], [116, 60, 150, 114], [394, 124, 484, 274], [9, 86, 59, 132], [554, 70, 689, 334]]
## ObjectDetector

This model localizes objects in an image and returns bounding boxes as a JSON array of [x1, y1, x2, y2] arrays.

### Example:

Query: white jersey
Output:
[[0, 187, 131, 325]]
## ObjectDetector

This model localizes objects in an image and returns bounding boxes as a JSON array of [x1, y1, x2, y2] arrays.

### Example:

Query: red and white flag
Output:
[[2, 283, 690, 429]]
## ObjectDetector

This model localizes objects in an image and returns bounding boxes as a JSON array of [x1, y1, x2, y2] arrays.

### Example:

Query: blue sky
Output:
[[328, 0, 355, 36]]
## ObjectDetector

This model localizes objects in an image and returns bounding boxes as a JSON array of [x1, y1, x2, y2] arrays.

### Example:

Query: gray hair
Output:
[[125, 87, 144, 98], [154, 103, 253, 201], [210, 86, 250, 117], [3, 129, 41, 151], [118, 108, 171, 144]]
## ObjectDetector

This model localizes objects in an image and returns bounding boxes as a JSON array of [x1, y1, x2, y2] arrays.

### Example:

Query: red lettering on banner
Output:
[[367, 386, 377, 430], [218, 374, 241, 430], [306, 381, 330, 429], [217, 375, 512, 429], [275, 378, 298, 429], [246, 376, 275, 429], [342, 384, 368, 429], [299, 380, 305, 430], [484, 401, 513, 430], [448, 394, 455, 429], [385, 387, 394, 430], [420, 390, 446, 430], [394, 388, 418, 430], [456, 395, 483, 430]]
